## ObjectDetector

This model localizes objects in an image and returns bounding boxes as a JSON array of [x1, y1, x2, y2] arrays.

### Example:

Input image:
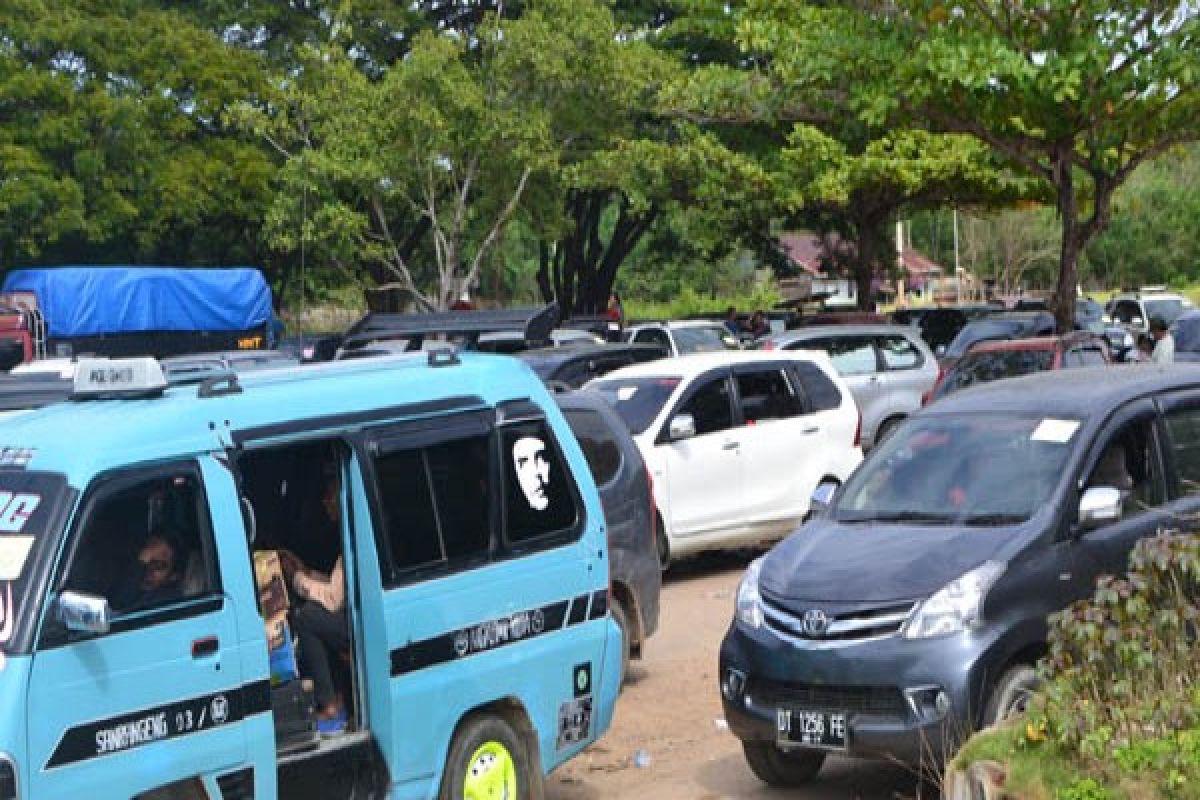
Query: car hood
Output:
[[759, 517, 1024, 605]]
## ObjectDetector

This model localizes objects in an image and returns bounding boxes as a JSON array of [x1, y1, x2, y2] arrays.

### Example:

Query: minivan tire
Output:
[[983, 665, 1040, 728], [611, 598, 632, 692], [439, 714, 537, 800], [742, 742, 826, 786]]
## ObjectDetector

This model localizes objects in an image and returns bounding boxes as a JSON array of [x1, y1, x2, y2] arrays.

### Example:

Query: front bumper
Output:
[[719, 619, 1000, 766]]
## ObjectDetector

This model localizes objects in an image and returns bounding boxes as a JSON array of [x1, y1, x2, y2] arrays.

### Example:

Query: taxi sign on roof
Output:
[[71, 358, 167, 400]]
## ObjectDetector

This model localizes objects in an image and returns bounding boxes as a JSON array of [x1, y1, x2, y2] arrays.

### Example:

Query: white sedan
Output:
[[589, 351, 862, 568]]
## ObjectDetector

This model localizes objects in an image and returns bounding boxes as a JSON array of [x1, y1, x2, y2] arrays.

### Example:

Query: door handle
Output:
[[802, 426, 819, 435], [191, 636, 219, 659], [722, 441, 740, 451]]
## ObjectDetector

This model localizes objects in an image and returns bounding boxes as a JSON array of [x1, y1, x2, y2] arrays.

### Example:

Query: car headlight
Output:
[[736, 557, 765, 629], [903, 561, 1005, 640]]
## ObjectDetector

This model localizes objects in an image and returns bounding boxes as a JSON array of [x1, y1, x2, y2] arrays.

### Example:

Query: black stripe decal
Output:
[[46, 679, 271, 770], [588, 589, 608, 620], [392, 597, 602, 676], [567, 594, 588, 626]]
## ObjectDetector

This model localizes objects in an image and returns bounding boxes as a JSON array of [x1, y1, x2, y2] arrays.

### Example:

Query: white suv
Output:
[[623, 320, 741, 356], [589, 351, 862, 567], [1106, 287, 1194, 333]]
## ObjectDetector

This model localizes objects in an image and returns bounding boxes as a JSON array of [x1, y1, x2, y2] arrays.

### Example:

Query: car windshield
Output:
[[836, 414, 1078, 525], [1145, 298, 1190, 326], [933, 349, 1055, 399], [674, 326, 738, 354], [0, 471, 69, 646], [590, 376, 682, 435]]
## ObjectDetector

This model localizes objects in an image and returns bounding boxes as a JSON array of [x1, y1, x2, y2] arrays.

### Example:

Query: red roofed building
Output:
[[777, 231, 945, 306]]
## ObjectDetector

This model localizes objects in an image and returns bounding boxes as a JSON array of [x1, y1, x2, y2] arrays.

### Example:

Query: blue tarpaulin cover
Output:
[[1, 267, 272, 337]]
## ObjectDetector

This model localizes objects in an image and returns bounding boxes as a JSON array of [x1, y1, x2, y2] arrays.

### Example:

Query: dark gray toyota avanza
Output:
[[721, 365, 1200, 785]]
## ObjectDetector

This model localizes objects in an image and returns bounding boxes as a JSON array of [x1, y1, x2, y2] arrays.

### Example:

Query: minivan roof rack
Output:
[[339, 303, 560, 354]]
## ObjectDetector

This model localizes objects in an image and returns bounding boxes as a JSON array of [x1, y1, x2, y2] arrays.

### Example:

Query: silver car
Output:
[[760, 324, 938, 448]]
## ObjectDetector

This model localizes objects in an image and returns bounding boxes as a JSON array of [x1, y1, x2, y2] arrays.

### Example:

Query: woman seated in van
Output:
[[279, 469, 349, 737]]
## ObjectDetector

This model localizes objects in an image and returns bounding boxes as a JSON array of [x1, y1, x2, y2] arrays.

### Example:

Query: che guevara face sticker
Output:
[[512, 436, 551, 511]]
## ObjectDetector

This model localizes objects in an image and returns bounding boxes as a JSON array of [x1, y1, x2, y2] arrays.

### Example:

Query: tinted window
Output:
[[1113, 301, 1142, 324], [736, 369, 804, 422], [501, 421, 579, 544], [65, 470, 217, 616], [563, 409, 623, 487], [591, 376, 682, 435], [681, 375, 735, 435], [802, 336, 876, 375], [877, 335, 922, 370], [375, 435, 492, 574], [935, 349, 1054, 399], [1085, 418, 1164, 517], [793, 362, 842, 411], [1065, 347, 1107, 368], [674, 326, 738, 354], [1165, 409, 1200, 494], [634, 329, 671, 350]]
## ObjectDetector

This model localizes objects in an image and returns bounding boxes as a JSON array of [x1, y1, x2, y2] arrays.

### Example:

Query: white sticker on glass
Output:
[[1031, 419, 1080, 444], [0, 537, 33, 581], [616, 387, 638, 402], [512, 436, 551, 511]]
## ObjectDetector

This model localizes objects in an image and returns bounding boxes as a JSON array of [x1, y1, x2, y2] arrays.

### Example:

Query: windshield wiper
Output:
[[962, 513, 1027, 526], [840, 511, 955, 524]]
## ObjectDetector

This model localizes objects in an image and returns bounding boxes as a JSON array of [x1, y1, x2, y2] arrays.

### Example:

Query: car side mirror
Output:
[[810, 480, 839, 518], [668, 413, 697, 442], [57, 590, 111, 635], [1078, 486, 1123, 532]]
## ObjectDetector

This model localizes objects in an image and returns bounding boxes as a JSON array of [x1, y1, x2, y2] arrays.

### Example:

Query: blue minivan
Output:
[[0, 351, 620, 799]]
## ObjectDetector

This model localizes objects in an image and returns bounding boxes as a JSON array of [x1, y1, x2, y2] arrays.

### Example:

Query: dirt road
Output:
[[547, 554, 924, 800]]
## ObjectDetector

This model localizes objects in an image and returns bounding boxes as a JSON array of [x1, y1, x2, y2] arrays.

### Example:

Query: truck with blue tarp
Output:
[[0, 266, 273, 364]]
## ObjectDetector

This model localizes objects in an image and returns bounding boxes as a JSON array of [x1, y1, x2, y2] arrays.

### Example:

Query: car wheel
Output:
[[438, 714, 537, 800], [611, 598, 632, 692], [742, 741, 826, 787], [983, 665, 1040, 727]]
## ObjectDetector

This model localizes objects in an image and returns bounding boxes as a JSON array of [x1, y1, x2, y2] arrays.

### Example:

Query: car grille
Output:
[[752, 678, 908, 717], [762, 598, 916, 644]]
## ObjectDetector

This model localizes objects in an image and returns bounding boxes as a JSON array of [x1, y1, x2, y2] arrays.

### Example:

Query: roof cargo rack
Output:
[[338, 303, 560, 355]]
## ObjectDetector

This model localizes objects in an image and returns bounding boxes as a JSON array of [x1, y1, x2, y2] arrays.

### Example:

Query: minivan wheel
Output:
[[611, 599, 632, 692], [439, 714, 536, 800], [741, 742, 826, 787], [983, 665, 1040, 727]]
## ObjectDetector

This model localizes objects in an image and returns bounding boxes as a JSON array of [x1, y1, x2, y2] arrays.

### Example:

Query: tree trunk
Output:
[[853, 226, 876, 311], [1052, 153, 1079, 334]]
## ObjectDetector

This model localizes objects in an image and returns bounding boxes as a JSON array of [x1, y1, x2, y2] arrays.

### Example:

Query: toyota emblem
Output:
[[801, 609, 830, 637]]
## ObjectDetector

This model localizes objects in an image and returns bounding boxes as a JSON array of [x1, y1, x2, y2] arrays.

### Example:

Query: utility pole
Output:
[[953, 208, 961, 304]]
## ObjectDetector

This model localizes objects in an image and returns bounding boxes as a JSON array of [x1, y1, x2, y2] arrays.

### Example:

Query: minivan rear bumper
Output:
[[719, 620, 1000, 766]]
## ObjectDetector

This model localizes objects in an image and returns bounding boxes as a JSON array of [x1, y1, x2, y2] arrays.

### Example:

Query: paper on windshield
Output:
[[1032, 418, 1080, 444], [0, 536, 33, 581], [617, 386, 639, 402]]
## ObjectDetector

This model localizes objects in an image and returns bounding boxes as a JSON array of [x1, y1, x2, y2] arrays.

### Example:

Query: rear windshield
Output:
[[934, 349, 1054, 399], [0, 471, 69, 651], [590, 376, 682, 435], [836, 414, 1078, 525], [675, 327, 738, 354]]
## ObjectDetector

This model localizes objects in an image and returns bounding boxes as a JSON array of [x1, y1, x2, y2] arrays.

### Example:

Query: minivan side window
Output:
[[817, 336, 878, 376], [61, 470, 218, 619], [1164, 408, 1200, 494], [562, 409, 623, 487], [877, 335, 922, 370], [500, 420, 580, 545], [374, 435, 492, 576], [792, 362, 842, 412], [736, 368, 804, 423], [1084, 418, 1165, 521], [680, 375, 735, 435]]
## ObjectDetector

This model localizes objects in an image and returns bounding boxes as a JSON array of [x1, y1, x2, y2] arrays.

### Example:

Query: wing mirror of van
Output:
[[1078, 486, 1123, 531], [57, 590, 111, 635], [810, 480, 839, 518], [668, 413, 697, 441]]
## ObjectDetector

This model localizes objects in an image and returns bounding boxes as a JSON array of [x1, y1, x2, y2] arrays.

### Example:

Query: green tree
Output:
[[742, 0, 1200, 329]]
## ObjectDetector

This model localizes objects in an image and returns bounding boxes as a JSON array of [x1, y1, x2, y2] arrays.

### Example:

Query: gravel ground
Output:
[[546, 553, 932, 800]]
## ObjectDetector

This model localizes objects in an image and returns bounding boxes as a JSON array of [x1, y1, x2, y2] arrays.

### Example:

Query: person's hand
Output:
[[278, 549, 302, 580]]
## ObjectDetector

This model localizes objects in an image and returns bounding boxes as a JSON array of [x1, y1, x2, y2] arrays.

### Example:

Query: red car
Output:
[[926, 332, 1111, 404]]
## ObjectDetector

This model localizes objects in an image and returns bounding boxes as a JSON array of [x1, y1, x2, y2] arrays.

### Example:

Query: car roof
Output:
[[965, 332, 1101, 353], [632, 320, 727, 330], [592, 349, 831, 381], [516, 343, 662, 367], [0, 352, 550, 482], [766, 324, 923, 341], [926, 364, 1199, 417]]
